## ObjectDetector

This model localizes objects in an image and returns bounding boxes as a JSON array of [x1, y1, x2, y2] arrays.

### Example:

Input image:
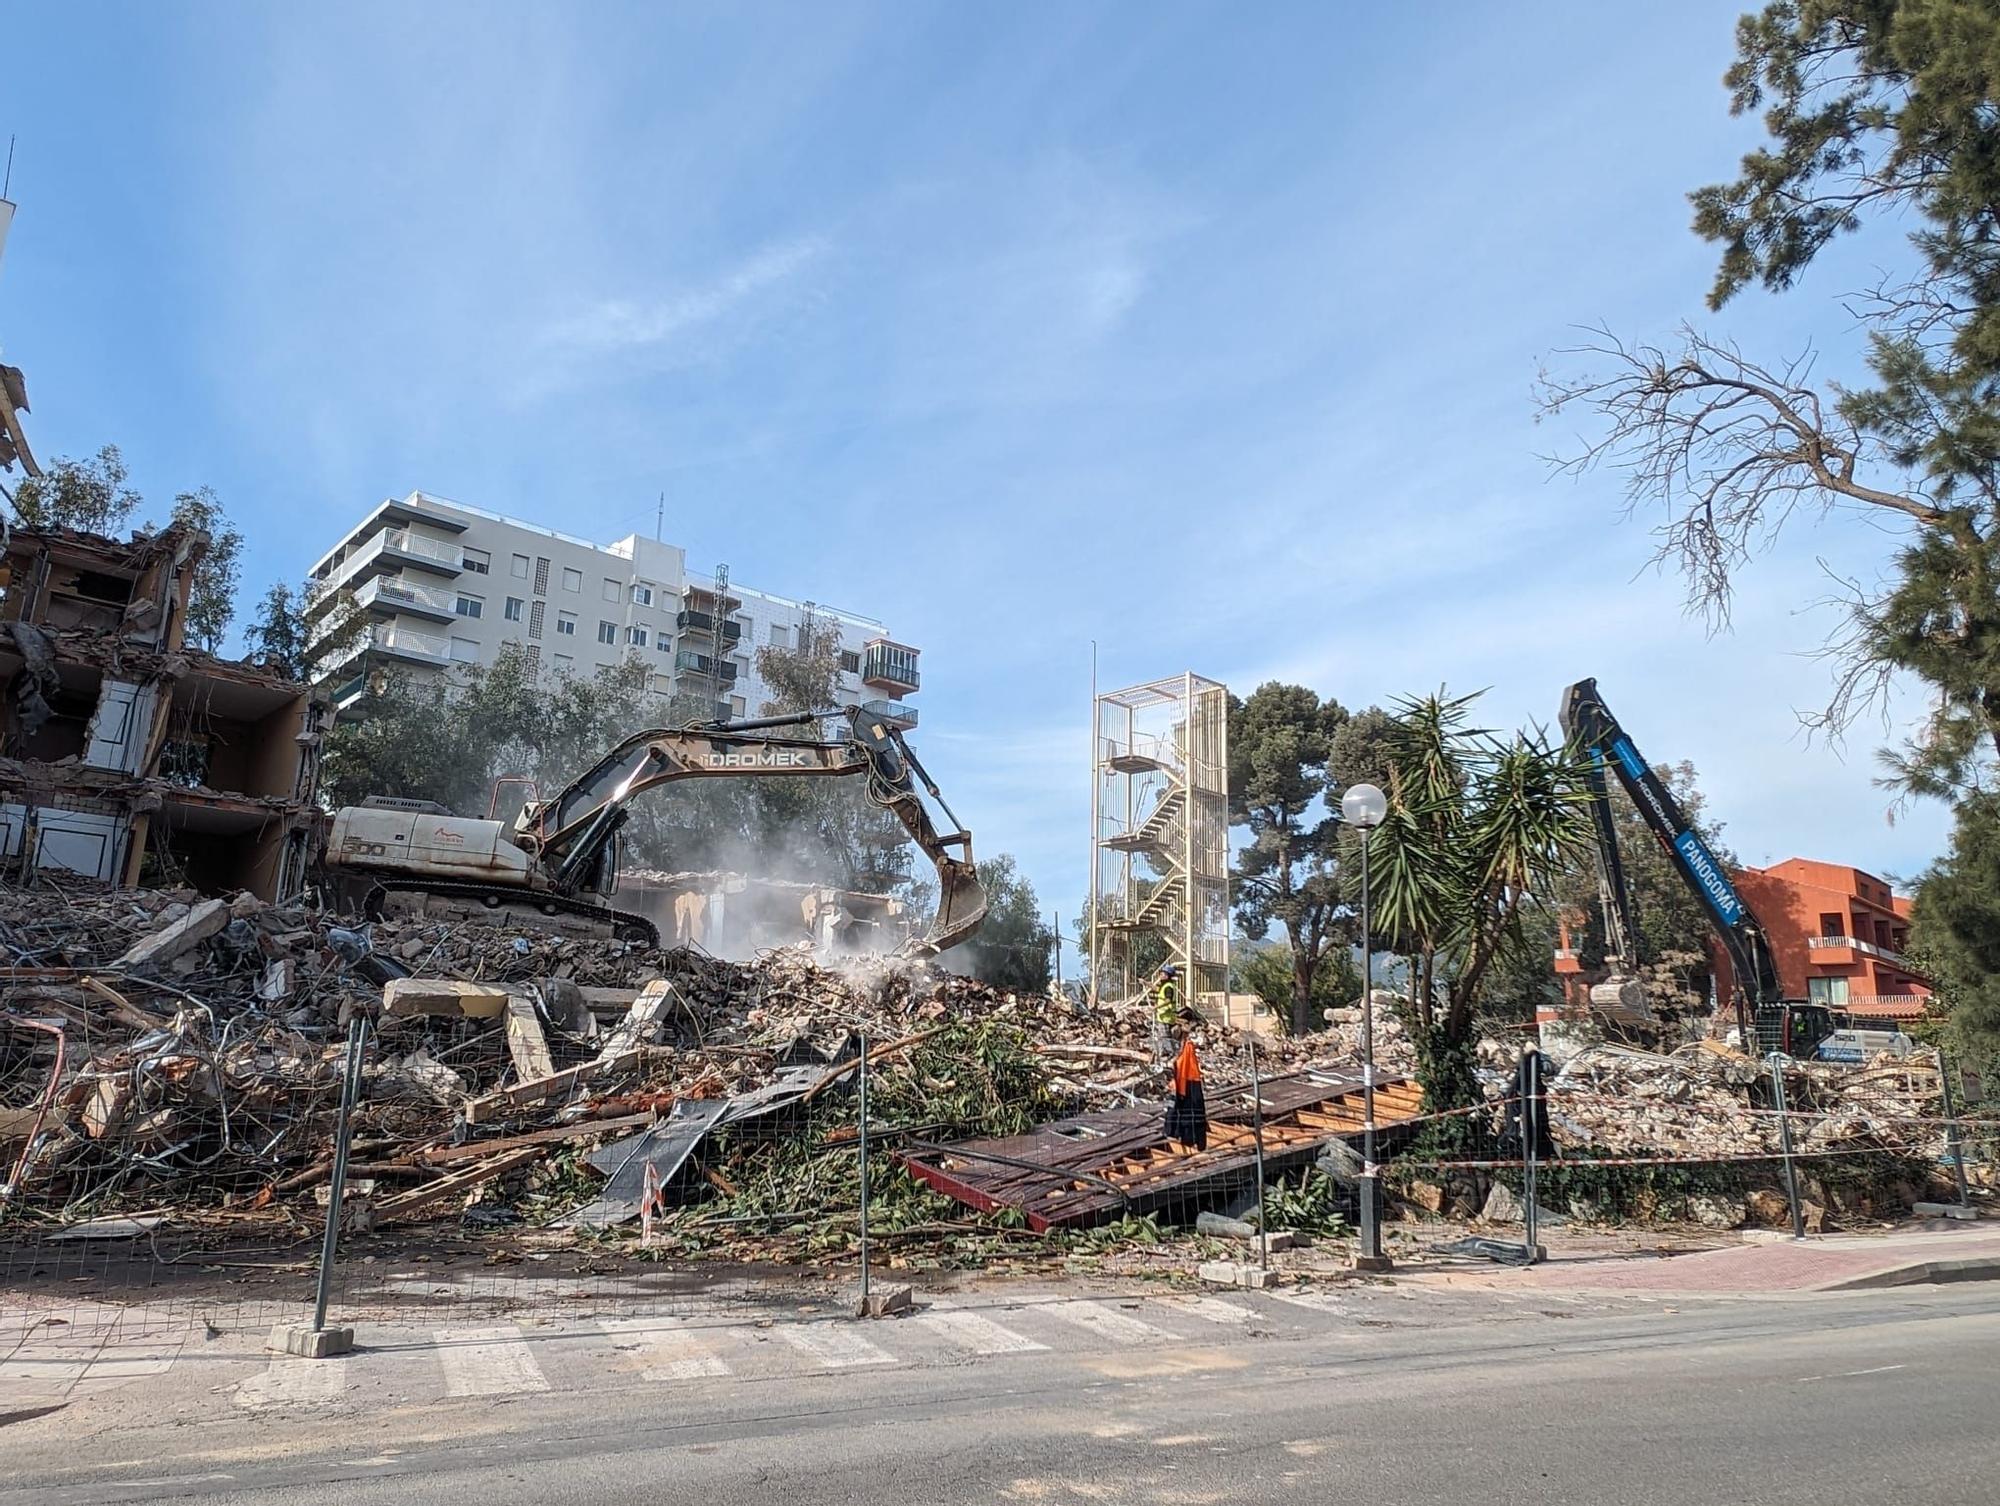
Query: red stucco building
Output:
[[1709, 858, 1930, 1024], [1552, 856, 1932, 1027]]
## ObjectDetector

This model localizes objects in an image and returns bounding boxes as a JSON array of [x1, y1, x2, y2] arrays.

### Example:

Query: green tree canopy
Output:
[[167, 486, 242, 653], [1230, 938, 1360, 1026], [9, 445, 139, 534], [322, 646, 652, 818], [1910, 792, 2000, 1064], [946, 853, 1052, 992], [1227, 682, 1356, 1035], [1366, 690, 1592, 1134], [242, 582, 309, 680], [1538, 1, 2000, 801]]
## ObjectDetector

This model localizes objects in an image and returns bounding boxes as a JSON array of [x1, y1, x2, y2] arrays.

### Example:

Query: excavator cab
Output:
[[1754, 1002, 1836, 1059]]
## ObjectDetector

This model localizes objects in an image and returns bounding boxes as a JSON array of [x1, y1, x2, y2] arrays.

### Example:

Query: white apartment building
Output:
[[307, 492, 921, 725]]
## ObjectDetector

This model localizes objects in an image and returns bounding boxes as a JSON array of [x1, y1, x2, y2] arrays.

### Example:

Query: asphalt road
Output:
[[8, 1286, 1998, 1505]]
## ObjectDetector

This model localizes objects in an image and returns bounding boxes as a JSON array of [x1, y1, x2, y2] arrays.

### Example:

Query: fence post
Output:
[[277, 1011, 366, 1357], [1248, 1029, 1267, 1273], [1521, 1050, 1540, 1263], [856, 1026, 871, 1313], [1937, 1047, 1973, 1213], [1768, 1053, 1806, 1241]]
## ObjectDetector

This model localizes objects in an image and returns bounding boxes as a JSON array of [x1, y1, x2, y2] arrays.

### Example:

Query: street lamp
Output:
[[1339, 781, 1391, 1272]]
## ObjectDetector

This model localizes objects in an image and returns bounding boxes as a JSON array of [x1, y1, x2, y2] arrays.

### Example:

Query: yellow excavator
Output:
[[324, 705, 985, 954]]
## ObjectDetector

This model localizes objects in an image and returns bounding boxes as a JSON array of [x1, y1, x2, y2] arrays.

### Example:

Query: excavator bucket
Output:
[[904, 858, 987, 958]]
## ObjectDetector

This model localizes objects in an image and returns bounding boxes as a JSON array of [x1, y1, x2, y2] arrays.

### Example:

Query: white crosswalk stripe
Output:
[[911, 1309, 1048, 1356], [773, 1320, 897, 1369], [433, 1325, 550, 1397], [1269, 1288, 1349, 1315], [238, 1355, 349, 1409], [1160, 1296, 1259, 1327], [1043, 1301, 1175, 1346], [600, 1318, 731, 1381]]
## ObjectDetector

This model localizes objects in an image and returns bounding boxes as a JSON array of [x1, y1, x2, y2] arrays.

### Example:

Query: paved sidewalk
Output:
[[1512, 1221, 2000, 1295]]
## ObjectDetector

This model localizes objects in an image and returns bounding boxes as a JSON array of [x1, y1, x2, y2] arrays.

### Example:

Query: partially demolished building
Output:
[[0, 520, 331, 898]]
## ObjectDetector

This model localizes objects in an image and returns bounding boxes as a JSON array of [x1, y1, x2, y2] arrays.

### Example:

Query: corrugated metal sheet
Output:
[[900, 1068, 1426, 1231]]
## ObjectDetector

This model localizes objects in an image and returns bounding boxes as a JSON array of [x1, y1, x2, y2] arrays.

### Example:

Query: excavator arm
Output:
[[522, 706, 986, 955], [1559, 678, 1786, 1040]]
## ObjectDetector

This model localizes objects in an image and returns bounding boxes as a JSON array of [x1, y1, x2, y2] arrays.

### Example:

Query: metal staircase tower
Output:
[[1088, 672, 1229, 1008]]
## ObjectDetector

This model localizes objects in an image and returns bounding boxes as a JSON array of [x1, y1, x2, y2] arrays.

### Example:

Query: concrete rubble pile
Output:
[[0, 882, 1359, 1239], [1546, 1042, 1947, 1162]]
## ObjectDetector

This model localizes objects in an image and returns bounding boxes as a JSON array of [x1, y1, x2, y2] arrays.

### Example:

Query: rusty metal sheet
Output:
[[899, 1069, 1425, 1231]]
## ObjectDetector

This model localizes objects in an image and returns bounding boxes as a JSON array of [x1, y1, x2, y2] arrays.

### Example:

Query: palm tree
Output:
[[1365, 691, 1592, 1141]]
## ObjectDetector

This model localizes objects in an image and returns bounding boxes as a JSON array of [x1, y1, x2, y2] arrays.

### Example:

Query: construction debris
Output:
[[0, 880, 1971, 1257]]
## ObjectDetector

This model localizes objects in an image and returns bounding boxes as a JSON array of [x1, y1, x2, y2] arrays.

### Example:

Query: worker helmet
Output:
[[1160, 964, 1177, 977]]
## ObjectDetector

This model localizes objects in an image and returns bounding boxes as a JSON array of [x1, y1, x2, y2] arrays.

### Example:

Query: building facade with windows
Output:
[[1708, 857, 1931, 1024], [306, 492, 920, 726]]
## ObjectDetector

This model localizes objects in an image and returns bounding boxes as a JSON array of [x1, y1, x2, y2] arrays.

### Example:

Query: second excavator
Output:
[[323, 704, 986, 955]]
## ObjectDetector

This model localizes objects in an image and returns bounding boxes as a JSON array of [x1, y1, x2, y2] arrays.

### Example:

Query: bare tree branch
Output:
[[1536, 324, 1945, 628]]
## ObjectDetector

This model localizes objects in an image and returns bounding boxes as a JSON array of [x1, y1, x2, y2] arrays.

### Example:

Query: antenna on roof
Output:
[[656, 490, 664, 542], [3, 136, 14, 200]]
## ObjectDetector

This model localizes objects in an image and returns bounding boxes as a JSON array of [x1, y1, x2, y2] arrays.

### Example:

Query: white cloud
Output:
[[543, 235, 829, 355]]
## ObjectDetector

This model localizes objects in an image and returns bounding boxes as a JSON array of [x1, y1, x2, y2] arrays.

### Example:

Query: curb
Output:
[[1819, 1256, 2000, 1292]]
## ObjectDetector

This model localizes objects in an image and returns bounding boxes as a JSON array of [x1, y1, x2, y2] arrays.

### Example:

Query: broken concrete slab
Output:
[[381, 978, 511, 1020], [857, 1282, 915, 1318], [111, 897, 229, 971], [1199, 1260, 1274, 1289], [504, 991, 555, 1083]]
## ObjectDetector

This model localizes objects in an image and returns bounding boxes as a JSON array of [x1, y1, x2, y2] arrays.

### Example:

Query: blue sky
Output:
[[0, 3, 1953, 943]]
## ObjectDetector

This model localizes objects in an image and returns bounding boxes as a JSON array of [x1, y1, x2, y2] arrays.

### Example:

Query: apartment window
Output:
[[649, 673, 673, 695], [455, 594, 483, 619], [627, 626, 649, 647], [631, 583, 654, 606], [603, 577, 621, 602], [553, 652, 575, 670], [556, 612, 577, 637], [1807, 976, 1851, 1006], [1818, 913, 1845, 938], [656, 636, 675, 654], [769, 623, 791, 649], [840, 650, 861, 674], [597, 620, 617, 645], [729, 695, 747, 717], [528, 601, 545, 640], [504, 597, 524, 622], [511, 553, 531, 579], [534, 556, 551, 595], [461, 547, 491, 574], [449, 637, 480, 663], [562, 567, 582, 593]]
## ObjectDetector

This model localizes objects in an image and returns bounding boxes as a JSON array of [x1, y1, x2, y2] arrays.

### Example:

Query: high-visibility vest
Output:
[[1154, 978, 1180, 1024]]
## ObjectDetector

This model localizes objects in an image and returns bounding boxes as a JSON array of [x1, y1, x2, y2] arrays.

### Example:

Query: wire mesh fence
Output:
[[4, 882, 1995, 1349]]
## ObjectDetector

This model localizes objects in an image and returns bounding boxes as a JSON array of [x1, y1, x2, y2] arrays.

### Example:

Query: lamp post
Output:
[[1340, 781, 1391, 1272]]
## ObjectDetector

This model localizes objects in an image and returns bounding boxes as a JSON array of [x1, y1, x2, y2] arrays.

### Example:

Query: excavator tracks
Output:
[[362, 879, 660, 947]]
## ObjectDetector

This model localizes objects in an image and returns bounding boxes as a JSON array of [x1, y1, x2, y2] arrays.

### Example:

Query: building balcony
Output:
[[675, 650, 740, 683], [863, 641, 920, 693], [1809, 934, 1911, 968], [676, 609, 743, 644], [320, 527, 466, 591], [320, 622, 452, 677], [860, 697, 917, 729], [354, 574, 458, 622]]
